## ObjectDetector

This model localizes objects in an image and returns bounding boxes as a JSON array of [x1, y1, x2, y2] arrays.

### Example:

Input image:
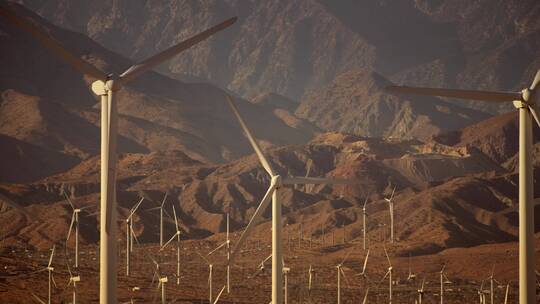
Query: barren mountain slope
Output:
[[296, 69, 490, 140]]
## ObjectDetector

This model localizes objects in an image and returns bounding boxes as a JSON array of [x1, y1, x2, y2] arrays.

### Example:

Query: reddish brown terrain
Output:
[[1, 1, 539, 304]]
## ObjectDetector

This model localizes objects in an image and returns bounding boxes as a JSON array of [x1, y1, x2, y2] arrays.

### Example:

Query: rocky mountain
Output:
[[0, 2, 319, 183], [296, 69, 490, 141], [21, 0, 540, 113], [0, 130, 513, 250]]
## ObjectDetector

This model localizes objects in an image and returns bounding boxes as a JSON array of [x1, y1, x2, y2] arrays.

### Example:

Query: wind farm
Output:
[[0, 1, 540, 304]]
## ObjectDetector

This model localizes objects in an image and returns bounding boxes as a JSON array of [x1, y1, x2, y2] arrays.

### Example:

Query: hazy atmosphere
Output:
[[1, 1, 540, 303]]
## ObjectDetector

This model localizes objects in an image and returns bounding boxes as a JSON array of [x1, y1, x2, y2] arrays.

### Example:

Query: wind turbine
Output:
[[488, 265, 495, 304], [154, 267, 168, 304], [283, 265, 290, 304], [407, 253, 416, 281], [207, 212, 231, 293], [125, 197, 144, 276], [385, 69, 540, 304], [225, 95, 356, 304], [362, 196, 369, 250], [66, 260, 81, 304], [33, 245, 57, 304], [64, 191, 82, 268], [0, 6, 238, 303], [160, 205, 182, 285], [197, 252, 214, 304], [478, 280, 487, 304], [440, 265, 446, 304], [250, 254, 272, 278], [147, 193, 170, 247], [417, 278, 425, 304], [384, 186, 396, 243], [336, 249, 353, 304], [381, 246, 393, 304]]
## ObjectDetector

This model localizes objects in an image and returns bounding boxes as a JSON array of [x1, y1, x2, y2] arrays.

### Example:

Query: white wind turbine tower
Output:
[[283, 263, 291, 304], [147, 193, 170, 247], [336, 249, 353, 304], [386, 69, 540, 304], [488, 266, 496, 304], [439, 265, 446, 304], [362, 196, 369, 250], [66, 261, 81, 304], [417, 278, 425, 304], [0, 6, 238, 303], [64, 191, 82, 268], [160, 205, 182, 285], [207, 212, 231, 293], [46, 246, 57, 304], [381, 246, 393, 304], [225, 95, 356, 304], [125, 197, 144, 276], [384, 186, 396, 243]]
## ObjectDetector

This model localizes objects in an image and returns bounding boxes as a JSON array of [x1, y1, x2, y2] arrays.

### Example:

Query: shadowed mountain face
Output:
[[22, 0, 540, 113]]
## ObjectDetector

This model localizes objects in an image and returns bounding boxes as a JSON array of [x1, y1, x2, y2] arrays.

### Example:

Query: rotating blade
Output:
[[119, 17, 237, 85], [228, 183, 277, 266], [213, 285, 227, 304], [0, 4, 108, 80], [530, 69, 540, 91], [66, 212, 75, 242], [226, 95, 275, 176]]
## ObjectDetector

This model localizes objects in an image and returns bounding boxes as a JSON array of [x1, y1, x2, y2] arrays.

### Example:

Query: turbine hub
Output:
[[271, 175, 283, 187]]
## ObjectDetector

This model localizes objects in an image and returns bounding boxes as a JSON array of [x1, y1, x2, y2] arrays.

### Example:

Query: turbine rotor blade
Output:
[[66, 212, 75, 242], [0, 4, 108, 80], [528, 106, 540, 128], [226, 95, 275, 176], [31, 292, 46, 304], [63, 191, 75, 210], [213, 285, 227, 304], [161, 193, 168, 208], [160, 234, 177, 251], [383, 246, 391, 267], [119, 17, 237, 85], [172, 205, 179, 232], [283, 176, 357, 185], [207, 242, 226, 256], [385, 85, 521, 103], [128, 197, 145, 219], [228, 183, 277, 266], [196, 251, 211, 265], [48, 245, 56, 267], [362, 249, 370, 273], [530, 69, 540, 91]]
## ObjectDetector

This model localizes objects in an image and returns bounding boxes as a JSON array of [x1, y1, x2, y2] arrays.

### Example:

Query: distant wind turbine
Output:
[[225, 95, 356, 304], [384, 186, 396, 243]]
